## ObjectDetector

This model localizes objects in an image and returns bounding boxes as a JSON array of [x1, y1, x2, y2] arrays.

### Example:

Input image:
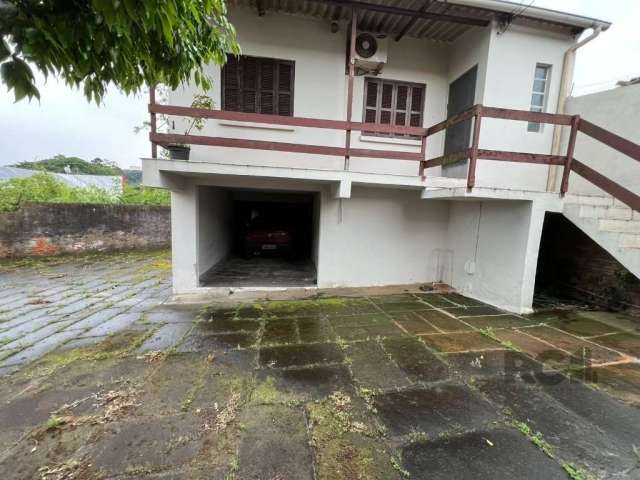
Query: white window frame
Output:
[[527, 63, 551, 133]]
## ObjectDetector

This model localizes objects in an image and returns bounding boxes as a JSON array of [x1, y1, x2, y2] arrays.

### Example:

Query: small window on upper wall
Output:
[[527, 64, 551, 132], [363, 78, 426, 138]]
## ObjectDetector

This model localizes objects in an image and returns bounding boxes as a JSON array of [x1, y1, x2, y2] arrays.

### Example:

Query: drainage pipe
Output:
[[546, 26, 603, 192]]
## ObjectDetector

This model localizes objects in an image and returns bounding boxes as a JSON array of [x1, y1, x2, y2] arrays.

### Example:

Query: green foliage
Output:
[[0, 172, 169, 212], [121, 184, 170, 206], [13, 155, 122, 175], [0, 0, 240, 102]]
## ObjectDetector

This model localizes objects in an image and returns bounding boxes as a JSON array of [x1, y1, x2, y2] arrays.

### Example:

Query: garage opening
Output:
[[533, 212, 640, 311], [199, 187, 318, 287]]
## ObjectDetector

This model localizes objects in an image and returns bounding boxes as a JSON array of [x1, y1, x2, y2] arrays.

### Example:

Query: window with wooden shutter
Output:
[[222, 55, 295, 116], [362, 78, 426, 137]]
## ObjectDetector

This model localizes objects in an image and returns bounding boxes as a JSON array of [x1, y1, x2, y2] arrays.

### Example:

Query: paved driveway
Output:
[[1, 252, 640, 479], [0, 250, 172, 375]]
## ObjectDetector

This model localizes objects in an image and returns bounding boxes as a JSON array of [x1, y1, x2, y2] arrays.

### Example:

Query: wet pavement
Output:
[[0, 250, 172, 376], [1, 256, 640, 478]]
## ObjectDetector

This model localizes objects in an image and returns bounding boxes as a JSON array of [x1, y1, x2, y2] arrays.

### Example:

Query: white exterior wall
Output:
[[476, 24, 574, 191], [317, 186, 450, 287], [197, 186, 232, 275], [446, 199, 547, 313], [561, 84, 640, 196]]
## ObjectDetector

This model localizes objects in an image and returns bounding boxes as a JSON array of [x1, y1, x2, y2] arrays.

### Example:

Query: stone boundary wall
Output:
[[0, 203, 170, 258]]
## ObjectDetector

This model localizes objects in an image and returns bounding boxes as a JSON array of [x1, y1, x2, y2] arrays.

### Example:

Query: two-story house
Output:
[[142, 0, 640, 313]]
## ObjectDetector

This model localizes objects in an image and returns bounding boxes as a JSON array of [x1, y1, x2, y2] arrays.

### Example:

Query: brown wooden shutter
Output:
[[242, 57, 258, 113], [361, 78, 425, 137], [222, 56, 240, 111], [222, 55, 294, 116], [277, 61, 293, 116], [259, 59, 275, 114], [409, 86, 424, 127]]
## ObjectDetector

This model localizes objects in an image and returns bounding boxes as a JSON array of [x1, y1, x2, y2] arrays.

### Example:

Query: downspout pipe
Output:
[[547, 26, 602, 192]]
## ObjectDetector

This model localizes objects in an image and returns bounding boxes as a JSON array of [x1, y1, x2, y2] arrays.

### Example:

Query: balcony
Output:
[[148, 96, 640, 211]]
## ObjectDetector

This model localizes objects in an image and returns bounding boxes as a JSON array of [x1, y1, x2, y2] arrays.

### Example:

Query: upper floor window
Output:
[[363, 78, 425, 137], [527, 64, 551, 133], [222, 55, 294, 116]]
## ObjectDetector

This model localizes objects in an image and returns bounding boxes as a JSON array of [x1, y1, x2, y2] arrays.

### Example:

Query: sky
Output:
[[0, 0, 638, 168]]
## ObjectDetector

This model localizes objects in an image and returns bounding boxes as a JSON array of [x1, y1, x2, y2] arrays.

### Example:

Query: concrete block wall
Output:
[[0, 203, 170, 258]]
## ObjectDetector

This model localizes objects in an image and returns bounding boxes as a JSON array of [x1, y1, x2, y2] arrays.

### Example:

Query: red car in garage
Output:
[[243, 215, 293, 257]]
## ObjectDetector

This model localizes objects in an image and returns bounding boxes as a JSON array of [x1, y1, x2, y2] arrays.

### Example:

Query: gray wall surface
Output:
[[562, 84, 640, 196], [0, 203, 170, 258]]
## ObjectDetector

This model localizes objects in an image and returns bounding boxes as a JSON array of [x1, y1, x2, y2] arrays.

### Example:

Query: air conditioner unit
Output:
[[353, 32, 388, 73]]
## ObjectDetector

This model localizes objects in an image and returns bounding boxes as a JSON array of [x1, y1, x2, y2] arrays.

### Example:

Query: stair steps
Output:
[[562, 194, 640, 278]]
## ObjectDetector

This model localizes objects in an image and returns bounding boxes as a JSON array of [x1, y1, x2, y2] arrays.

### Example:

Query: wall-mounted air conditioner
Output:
[[353, 32, 388, 74]]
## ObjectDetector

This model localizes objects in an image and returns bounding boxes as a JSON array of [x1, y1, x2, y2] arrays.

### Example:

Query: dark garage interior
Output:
[[534, 212, 640, 311], [200, 189, 318, 287]]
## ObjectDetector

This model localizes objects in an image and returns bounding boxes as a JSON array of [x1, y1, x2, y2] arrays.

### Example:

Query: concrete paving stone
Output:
[[333, 321, 405, 341], [401, 428, 568, 480], [374, 384, 499, 437], [237, 404, 314, 480], [1, 329, 80, 367], [382, 337, 449, 383], [438, 293, 487, 307], [144, 305, 199, 324], [0, 315, 52, 341], [540, 375, 640, 451], [261, 318, 298, 345], [139, 353, 209, 415], [589, 332, 640, 358], [578, 363, 640, 405], [2, 319, 75, 351], [297, 316, 335, 343], [258, 343, 344, 368], [80, 311, 141, 337], [255, 364, 354, 400], [81, 414, 207, 476], [178, 332, 257, 352], [370, 294, 420, 304], [51, 297, 96, 316], [546, 316, 622, 338], [443, 350, 543, 378], [346, 340, 411, 390], [63, 307, 126, 332], [198, 317, 261, 334], [1, 424, 97, 480], [375, 300, 433, 313], [416, 309, 473, 332], [390, 311, 439, 334], [59, 335, 109, 351], [419, 332, 503, 353], [137, 322, 193, 353], [518, 326, 623, 364], [492, 329, 571, 368], [408, 293, 456, 308], [461, 314, 536, 329], [477, 376, 639, 477], [446, 305, 508, 317], [328, 312, 392, 328]]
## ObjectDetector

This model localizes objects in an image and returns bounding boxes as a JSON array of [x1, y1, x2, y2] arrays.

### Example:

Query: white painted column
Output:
[[170, 181, 199, 293]]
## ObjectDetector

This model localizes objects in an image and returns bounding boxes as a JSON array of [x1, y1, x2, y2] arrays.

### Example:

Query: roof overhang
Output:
[[229, 0, 611, 43]]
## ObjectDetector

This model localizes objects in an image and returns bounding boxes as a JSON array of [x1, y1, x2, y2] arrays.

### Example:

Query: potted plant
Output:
[[135, 91, 214, 161], [164, 94, 214, 160]]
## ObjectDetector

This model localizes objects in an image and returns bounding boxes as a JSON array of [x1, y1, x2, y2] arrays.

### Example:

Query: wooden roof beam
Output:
[[394, 0, 432, 42], [316, 0, 490, 27]]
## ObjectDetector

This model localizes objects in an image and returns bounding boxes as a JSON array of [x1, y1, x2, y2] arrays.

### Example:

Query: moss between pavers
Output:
[[21, 328, 156, 379], [307, 391, 402, 480]]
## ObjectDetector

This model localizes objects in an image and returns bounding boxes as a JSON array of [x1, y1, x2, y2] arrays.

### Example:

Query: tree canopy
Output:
[[0, 0, 239, 102], [13, 155, 123, 175]]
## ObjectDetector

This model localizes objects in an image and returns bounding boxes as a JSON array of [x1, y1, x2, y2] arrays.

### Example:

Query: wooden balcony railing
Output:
[[148, 100, 640, 212]]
